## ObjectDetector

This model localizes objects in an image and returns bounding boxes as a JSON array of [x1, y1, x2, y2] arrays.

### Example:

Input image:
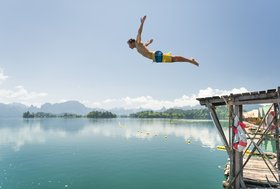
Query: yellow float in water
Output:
[[216, 145, 251, 154]]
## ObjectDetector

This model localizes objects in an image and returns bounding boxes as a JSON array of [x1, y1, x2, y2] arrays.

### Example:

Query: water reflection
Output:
[[0, 118, 228, 151]]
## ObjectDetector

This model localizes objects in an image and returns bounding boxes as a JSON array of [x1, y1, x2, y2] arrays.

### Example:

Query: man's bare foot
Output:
[[191, 58, 199, 66]]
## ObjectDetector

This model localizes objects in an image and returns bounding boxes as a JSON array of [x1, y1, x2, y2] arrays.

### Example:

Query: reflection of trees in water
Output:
[[0, 118, 223, 151]]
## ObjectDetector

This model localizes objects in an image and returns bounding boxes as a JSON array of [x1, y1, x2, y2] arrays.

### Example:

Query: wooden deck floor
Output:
[[225, 157, 279, 187], [244, 157, 278, 183]]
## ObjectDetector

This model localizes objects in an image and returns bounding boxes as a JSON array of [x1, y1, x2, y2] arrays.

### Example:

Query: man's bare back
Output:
[[127, 16, 199, 66], [135, 42, 153, 59]]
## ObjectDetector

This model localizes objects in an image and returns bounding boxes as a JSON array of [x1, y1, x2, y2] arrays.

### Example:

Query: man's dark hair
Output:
[[127, 38, 136, 44]]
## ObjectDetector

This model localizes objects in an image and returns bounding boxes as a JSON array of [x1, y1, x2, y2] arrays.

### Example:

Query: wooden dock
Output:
[[224, 157, 278, 187], [197, 87, 280, 188]]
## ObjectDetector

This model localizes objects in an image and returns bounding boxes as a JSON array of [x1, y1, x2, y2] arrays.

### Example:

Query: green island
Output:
[[23, 111, 117, 118], [23, 107, 228, 119], [129, 107, 228, 119]]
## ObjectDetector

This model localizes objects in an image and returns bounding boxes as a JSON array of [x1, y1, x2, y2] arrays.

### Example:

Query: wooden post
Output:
[[206, 103, 230, 155], [228, 104, 234, 184], [275, 87, 280, 180], [233, 104, 243, 189]]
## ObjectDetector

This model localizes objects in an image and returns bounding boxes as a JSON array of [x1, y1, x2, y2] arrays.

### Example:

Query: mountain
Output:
[[0, 103, 28, 117], [0, 100, 221, 117], [39, 101, 92, 115], [0, 101, 94, 117]]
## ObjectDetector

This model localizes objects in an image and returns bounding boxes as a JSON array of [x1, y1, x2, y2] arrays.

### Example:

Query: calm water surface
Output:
[[0, 118, 228, 189]]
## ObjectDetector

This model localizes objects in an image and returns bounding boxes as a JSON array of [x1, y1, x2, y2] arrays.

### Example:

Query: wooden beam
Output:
[[275, 88, 280, 181], [232, 99, 280, 105], [197, 87, 280, 107], [206, 103, 230, 156], [229, 105, 234, 184], [228, 114, 278, 188], [233, 105, 244, 189]]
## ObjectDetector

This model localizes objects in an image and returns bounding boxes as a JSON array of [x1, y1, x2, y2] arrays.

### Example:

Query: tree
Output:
[[23, 111, 35, 118], [87, 111, 117, 118]]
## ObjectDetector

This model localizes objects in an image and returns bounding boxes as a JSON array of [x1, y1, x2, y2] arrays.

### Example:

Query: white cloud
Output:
[[0, 69, 48, 106], [197, 87, 248, 98], [89, 87, 249, 110], [0, 85, 48, 106], [0, 69, 8, 83]]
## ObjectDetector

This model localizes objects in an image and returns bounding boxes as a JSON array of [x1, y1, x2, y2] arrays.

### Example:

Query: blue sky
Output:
[[0, 0, 279, 109]]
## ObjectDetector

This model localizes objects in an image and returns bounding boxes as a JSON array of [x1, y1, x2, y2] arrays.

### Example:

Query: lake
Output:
[[0, 118, 228, 189]]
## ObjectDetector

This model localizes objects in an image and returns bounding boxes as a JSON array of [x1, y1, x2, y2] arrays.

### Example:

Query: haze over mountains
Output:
[[0, 100, 261, 118], [0, 101, 199, 117]]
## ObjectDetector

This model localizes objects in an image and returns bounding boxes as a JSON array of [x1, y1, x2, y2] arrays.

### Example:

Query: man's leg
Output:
[[171, 56, 199, 66]]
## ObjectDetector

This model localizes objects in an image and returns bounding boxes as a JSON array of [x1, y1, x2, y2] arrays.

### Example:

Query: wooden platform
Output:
[[197, 88, 280, 106], [244, 157, 277, 183], [197, 87, 280, 188], [224, 156, 279, 187]]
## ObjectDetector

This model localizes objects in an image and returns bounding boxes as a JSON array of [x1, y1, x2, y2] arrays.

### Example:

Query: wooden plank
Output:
[[196, 88, 280, 108], [250, 91, 259, 95], [228, 105, 234, 183], [267, 89, 277, 93], [198, 98, 280, 106], [212, 96, 220, 99], [242, 92, 251, 96], [233, 99, 280, 105], [226, 158, 279, 187], [234, 93, 242, 96], [244, 158, 278, 182], [274, 103, 280, 181], [234, 105, 243, 189], [206, 103, 230, 156]]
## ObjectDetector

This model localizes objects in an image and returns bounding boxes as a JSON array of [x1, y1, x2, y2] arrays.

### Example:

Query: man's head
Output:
[[127, 38, 136, 49]]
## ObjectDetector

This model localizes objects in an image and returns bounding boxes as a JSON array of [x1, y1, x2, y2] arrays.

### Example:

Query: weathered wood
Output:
[[242, 92, 251, 96], [268, 89, 277, 93], [225, 158, 279, 187], [228, 112, 278, 188], [197, 87, 280, 188], [229, 105, 234, 184], [206, 103, 230, 156], [274, 103, 280, 181], [232, 99, 280, 105], [251, 91, 259, 95], [244, 158, 278, 182], [233, 105, 244, 189], [197, 88, 280, 106]]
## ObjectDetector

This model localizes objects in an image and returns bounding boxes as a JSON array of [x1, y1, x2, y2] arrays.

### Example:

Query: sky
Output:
[[0, 0, 279, 109]]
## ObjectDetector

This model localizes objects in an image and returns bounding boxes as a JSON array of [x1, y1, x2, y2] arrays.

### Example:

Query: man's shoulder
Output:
[[136, 41, 144, 46]]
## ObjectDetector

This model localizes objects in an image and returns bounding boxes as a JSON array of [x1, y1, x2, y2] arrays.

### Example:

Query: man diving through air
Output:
[[127, 15, 199, 66]]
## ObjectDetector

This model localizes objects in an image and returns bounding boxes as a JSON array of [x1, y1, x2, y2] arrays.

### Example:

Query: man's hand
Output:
[[145, 39, 153, 47], [137, 15, 147, 43], [141, 15, 146, 24]]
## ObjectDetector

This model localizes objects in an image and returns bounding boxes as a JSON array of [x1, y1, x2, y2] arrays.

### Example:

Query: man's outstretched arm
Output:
[[145, 39, 153, 47], [136, 15, 146, 43]]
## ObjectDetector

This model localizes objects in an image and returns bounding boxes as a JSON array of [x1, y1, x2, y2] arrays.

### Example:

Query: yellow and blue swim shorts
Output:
[[152, 51, 172, 63]]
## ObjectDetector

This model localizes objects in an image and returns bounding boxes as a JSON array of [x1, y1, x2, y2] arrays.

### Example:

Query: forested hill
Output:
[[129, 107, 228, 120]]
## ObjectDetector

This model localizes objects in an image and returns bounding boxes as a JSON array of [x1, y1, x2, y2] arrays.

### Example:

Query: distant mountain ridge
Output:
[[0, 101, 94, 117], [39, 101, 92, 115], [0, 100, 263, 117], [0, 101, 153, 117]]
